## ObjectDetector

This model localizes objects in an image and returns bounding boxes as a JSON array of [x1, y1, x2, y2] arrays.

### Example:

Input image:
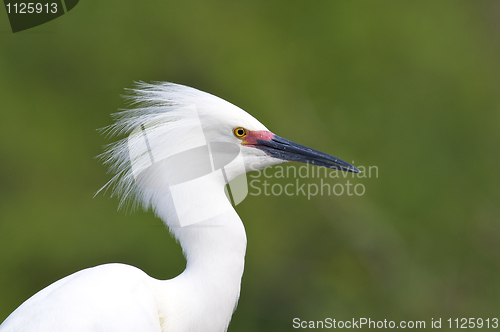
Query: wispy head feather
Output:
[[98, 82, 236, 210]]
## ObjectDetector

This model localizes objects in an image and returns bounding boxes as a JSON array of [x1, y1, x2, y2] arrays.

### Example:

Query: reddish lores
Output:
[[242, 130, 274, 145]]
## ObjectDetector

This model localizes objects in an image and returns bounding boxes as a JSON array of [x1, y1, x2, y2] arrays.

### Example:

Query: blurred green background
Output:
[[1, 1, 499, 330]]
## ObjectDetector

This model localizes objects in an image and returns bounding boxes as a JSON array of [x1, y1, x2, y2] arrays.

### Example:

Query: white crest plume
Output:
[[98, 82, 253, 214]]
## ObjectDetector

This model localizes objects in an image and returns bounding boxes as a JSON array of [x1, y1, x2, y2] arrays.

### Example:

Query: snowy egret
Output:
[[0, 82, 359, 332]]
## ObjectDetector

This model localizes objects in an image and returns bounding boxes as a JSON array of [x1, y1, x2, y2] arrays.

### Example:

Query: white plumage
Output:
[[0, 82, 358, 332]]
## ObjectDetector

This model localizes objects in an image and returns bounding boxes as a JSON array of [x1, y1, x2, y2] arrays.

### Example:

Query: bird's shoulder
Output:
[[0, 263, 161, 332]]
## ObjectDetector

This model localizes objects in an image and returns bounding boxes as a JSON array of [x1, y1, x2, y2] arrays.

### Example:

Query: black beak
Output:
[[255, 135, 360, 173]]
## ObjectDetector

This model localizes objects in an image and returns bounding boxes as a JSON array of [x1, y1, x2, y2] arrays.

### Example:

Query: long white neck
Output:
[[150, 176, 247, 332]]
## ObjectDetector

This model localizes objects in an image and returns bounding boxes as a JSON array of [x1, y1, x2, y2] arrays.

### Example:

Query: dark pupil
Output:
[[238, 129, 244, 136]]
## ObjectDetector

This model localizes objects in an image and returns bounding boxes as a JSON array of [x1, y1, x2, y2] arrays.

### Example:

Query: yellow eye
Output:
[[233, 127, 248, 139]]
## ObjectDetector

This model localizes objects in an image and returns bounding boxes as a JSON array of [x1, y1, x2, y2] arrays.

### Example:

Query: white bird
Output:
[[0, 82, 359, 332]]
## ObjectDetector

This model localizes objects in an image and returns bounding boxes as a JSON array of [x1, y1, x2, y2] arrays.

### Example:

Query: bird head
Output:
[[100, 82, 358, 212]]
